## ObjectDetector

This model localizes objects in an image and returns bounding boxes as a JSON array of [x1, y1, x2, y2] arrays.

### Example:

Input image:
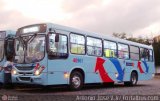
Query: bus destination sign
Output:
[[16, 24, 47, 36]]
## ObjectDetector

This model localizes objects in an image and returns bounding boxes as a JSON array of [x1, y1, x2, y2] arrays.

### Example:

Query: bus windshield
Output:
[[0, 39, 4, 61], [15, 34, 45, 63]]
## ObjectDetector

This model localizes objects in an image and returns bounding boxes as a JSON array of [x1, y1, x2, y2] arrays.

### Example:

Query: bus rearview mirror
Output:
[[55, 33, 59, 42]]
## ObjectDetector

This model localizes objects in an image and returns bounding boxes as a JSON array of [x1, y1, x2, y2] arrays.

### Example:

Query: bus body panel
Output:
[[47, 54, 155, 85], [137, 61, 155, 81]]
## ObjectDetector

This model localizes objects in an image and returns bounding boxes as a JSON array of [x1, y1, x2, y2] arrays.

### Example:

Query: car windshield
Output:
[[15, 34, 45, 63], [0, 39, 4, 61]]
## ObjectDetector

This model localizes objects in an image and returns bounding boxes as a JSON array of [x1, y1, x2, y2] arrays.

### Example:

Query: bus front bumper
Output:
[[12, 73, 47, 85]]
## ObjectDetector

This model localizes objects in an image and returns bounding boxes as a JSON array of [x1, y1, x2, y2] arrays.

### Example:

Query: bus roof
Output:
[[17, 23, 153, 49], [48, 23, 152, 49]]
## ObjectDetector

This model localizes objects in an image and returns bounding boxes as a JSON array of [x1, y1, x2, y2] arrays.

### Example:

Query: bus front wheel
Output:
[[124, 72, 138, 86], [0, 83, 3, 89], [69, 71, 83, 91]]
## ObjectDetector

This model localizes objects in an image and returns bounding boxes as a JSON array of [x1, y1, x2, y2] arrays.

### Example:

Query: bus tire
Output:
[[0, 83, 3, 89], [124, 72, 138, 86], [69, 71, 83, 91], [4, 83, 14, 89]]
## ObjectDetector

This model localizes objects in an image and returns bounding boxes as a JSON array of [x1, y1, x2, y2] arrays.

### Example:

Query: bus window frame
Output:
[[117, 42, 130, 60], [86, 36, 103, 57], [129, 45, 140, 61], [103, 39, 118, 58], [47, 32, 69, 60], [69, 32, 86, 55]]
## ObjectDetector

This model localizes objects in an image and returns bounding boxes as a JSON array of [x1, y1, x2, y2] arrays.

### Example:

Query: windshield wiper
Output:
[[27, 33, 37, 43]]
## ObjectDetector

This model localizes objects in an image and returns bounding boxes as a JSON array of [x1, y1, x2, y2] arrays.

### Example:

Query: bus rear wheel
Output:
[[70, 71, 83, 91], [124, 72, 138, 86]]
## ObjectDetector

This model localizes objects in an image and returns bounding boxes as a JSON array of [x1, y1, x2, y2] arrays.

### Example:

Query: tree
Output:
[[112, 32, 127, 39], [112, 33, 151, 45]]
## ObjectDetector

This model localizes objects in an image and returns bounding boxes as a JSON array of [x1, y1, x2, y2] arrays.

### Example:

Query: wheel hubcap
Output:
[[72, 76, 81, 88], [132, 75, 137, 84]]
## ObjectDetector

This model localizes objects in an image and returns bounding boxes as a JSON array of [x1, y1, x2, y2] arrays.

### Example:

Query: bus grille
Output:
[[19, 77, 31, 81], [18, 72, 33, 75], [16, 66, 34, 70]]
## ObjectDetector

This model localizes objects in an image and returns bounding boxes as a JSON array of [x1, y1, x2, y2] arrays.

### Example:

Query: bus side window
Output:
[[48, 34, 68, 59], [140, 48, 149, 61], [70, 33, 85, 55], [103, 40, 117, 58], [118, 43, 129, 59], [130, 45, 139, 60], [87, 37, 102, 56]]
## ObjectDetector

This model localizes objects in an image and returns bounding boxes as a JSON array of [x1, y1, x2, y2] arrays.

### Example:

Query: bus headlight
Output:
[[34, 63, 45, 76], [152, 73, 155, 77], [35, 70, 40, 76], [12, 69, 17, 75]]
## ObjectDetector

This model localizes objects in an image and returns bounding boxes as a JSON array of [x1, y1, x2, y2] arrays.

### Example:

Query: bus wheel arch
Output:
[[69, 68, 85, 90], [132, 70, 138, 81], [124, 70, 138, 86]]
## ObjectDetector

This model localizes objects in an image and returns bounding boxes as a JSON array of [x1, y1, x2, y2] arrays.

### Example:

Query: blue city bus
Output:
[[12, 23, 155, 90], [0, 30, 16, 87]]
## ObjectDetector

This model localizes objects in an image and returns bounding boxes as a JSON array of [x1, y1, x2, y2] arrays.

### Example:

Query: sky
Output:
[[0, 0, 160, 38]]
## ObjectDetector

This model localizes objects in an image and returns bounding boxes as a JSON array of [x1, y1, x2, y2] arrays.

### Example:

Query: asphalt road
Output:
[[0, 77, 160, 101]]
